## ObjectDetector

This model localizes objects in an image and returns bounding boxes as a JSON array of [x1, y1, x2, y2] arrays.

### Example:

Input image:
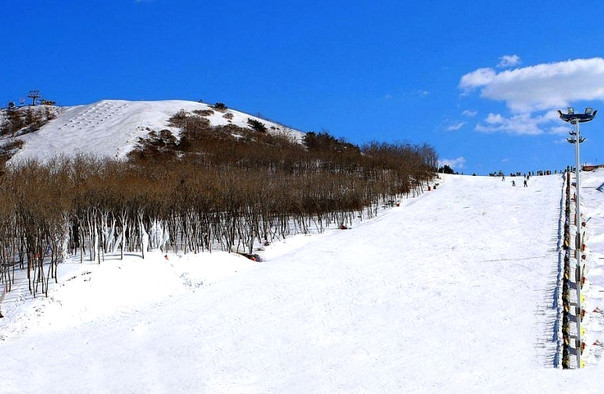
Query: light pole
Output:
[[559, 106, 597, 368]]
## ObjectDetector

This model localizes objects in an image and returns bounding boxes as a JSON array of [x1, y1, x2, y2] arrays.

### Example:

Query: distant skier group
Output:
[[503, 174, 529, 187]]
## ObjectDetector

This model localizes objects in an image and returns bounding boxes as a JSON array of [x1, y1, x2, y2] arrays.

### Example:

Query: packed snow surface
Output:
[[3, 172, 604, 393], [8, 100, 305, 164]]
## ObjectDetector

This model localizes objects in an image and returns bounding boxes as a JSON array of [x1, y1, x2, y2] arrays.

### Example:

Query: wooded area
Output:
[[0, 109, 437, 297]]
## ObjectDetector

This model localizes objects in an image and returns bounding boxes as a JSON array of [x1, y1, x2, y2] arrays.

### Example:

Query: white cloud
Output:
[[549, 125, 570, 135], [384, 94, 394, 100], [484, 113, 504, 125], [461, 110, 477, 117], [459, 68, 496, 93], [497, 55, 521, 68], [460, 57, 604, 112], [475, 110, 564, 136], [446, 122, 465, 131], [439, 156, 466, 170]]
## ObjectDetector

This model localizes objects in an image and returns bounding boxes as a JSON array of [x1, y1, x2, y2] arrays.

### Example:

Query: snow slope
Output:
[[8, 100, 305, 163], [2, 173, 604, 393]]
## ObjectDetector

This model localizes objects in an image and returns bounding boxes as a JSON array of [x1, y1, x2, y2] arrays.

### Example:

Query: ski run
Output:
[[3, 171, 604, 393]]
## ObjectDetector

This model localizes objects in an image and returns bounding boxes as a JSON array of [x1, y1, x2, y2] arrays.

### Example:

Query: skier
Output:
[[524, 179, 528, 187], [512, 180, 516, 186]]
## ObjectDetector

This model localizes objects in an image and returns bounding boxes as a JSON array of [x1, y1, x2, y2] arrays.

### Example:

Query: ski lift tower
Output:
[[559, 106, 597, 368], [28, 90, 40, 106]]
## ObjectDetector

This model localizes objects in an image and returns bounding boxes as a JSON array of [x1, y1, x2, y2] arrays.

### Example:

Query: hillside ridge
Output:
[[2, 99, 305, 164]]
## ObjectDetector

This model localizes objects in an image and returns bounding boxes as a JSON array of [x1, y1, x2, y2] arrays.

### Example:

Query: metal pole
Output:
[[574, 119, 582, 368]]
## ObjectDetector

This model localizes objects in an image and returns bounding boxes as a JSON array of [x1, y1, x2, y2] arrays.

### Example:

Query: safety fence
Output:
[[556, 171, 586, 368]]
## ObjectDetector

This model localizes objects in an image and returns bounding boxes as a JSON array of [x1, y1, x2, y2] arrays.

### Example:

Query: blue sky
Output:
[[3, 1, 604, 175]]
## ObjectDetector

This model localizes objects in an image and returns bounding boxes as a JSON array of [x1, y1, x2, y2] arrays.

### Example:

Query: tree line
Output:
[[0, 109, 437, 297]]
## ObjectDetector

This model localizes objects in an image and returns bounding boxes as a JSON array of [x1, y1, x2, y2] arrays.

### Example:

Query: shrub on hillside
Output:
[[193, 109, 214, 117], [168, 110, 211, 133], [247, 118, 267, 133], [438, 165, 455, 174], [167, 109, 189, 128], [303, 131, 359, 154], [213, 102, 227, 112], [0, 139, 25, 166], [44, 106, 57, 121], [128, 129, 178, 161], [1, 139, 25, 152], [1, 107, 52, 136]]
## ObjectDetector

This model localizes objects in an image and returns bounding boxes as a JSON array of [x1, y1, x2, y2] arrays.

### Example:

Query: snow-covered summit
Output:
[[8, 99, 305, 164]]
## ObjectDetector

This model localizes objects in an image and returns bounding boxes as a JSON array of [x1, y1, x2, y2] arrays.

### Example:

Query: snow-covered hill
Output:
[[3, 172, 604, 392], [6, 100, 305, 164]]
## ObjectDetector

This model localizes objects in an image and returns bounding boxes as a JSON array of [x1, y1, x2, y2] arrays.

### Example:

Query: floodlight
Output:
[[558, 103, 597, 369]]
